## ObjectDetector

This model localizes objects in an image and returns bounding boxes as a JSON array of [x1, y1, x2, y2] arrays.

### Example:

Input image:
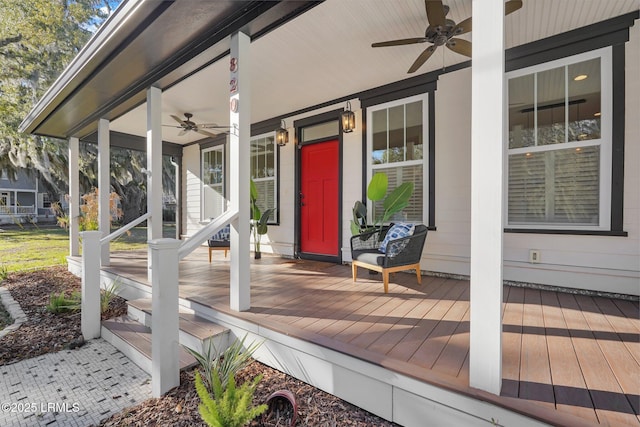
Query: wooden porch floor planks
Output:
[[98, 250, 640, 426]]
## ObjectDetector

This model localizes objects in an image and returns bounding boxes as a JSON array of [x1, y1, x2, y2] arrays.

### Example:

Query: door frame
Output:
[[294, 108, 344, 263]]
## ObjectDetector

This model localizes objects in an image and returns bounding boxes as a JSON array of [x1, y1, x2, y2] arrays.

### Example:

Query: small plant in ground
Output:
[[0, 264, 8, 281], [195, 371, 267, 427], [46, 291, 81, 313], [184, 334, 262, 395], [100, 279, 121, 313]]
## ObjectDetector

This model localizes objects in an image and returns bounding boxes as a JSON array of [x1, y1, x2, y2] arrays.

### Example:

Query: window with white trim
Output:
[[367, 94, 428, 223], [250, 133, 277, 223], [202, 145, 225, 220], [506, 48, 611, 230]]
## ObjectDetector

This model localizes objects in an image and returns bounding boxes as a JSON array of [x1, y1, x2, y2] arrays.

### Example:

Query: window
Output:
[[250, 133, 277, 223], [367, 94, 428, 223], [506, 48, 611, 230], [202, 145, 225, 220]]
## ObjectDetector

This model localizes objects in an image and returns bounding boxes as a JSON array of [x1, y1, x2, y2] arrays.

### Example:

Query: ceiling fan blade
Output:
[[170, 114, 185, 125], [408, 45, 437, 74], [505, 0, 523, 15], [454, 16, 472, 35], [196, 129, 219, 138], [178, 129, 188, 136], [425, 0, 446, 27], [162, 124, 182, 128], [200, 124, 231, 129], [446, 38, 472, 57], [372, 37, 427, 48]]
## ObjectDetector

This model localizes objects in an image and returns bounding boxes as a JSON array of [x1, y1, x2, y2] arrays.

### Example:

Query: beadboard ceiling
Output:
[[108, 0, 639, 144]]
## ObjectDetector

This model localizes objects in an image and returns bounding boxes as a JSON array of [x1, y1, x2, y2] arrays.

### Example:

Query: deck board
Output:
[[558, 293, 639, 426], [96, 250, 640, 426]]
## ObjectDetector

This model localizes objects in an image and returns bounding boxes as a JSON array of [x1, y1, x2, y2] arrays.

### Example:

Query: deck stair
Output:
[[101, 298, 230, 375]]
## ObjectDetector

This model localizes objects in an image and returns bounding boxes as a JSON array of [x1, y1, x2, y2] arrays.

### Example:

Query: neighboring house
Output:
[[0, 168, 56, 225], [19, 0, 639, 424]]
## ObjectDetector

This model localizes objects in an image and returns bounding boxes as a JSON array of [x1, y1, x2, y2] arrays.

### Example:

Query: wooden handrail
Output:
[[100, 212, 151, 244], [178, 208, 238, 260]]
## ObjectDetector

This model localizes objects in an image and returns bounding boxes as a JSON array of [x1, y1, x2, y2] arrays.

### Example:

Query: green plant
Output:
[[0, 264, 8, 281], [249, 179, 275, 255], [350, 172, 414, 235], [46, 291, 81, 313], [195, 371, 267, 427], [78, 188, 123, 231], [184, 334, 262, 395], [101, 279, 121, 313]]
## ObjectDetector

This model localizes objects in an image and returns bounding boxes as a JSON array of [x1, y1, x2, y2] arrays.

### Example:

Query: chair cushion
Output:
[[208, 240, 230, 248], [352, 249, 386, 267], [208, 224, 230, 246], [379, 223, 415, 256]]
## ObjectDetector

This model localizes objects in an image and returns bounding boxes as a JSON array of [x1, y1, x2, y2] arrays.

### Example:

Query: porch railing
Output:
[[0, 205, 36, 215], [100, 212, 151, 245], [177, 208, 238, 260]]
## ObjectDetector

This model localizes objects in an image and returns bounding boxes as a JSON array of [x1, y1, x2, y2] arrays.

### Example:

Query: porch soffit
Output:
[[22, 0, 640, 145], [19, 0, 318, 140]]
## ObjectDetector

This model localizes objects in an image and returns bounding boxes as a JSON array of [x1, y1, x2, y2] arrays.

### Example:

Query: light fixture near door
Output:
[[341, 101, 356, 133], [276, 119, 289, 146]]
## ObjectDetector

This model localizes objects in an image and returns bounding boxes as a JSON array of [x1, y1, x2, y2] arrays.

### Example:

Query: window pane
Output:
[[372, 109, 387, 164], [388, 105, 405, 163], [508, 146, 599, 225], [301, 121, 338, 142], [371, 164, 423, 223], [537, 66, 566, 145], [568, 58, 601, 142], [553, 146, 599, 224], [509, 74, 535, 148], [203, 149, 223, 185], [406, 101, 423, 160]]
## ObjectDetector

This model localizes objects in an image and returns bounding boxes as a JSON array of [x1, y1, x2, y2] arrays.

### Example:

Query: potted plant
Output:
[[350, 172, 414, 236], [250, 179, 275, 259]]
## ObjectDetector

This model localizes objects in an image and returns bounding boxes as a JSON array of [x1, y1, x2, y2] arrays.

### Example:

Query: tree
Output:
[[0, 0, 114, 191]]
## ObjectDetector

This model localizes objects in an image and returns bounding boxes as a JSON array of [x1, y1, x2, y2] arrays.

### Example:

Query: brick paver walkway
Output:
[[0, 339, 151, 427]]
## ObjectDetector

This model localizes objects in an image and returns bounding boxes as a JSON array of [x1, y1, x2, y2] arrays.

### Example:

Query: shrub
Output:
[[100, 279, 121, 313], [195, 371, 267, 427], [184, 334, 262, 395], [46, 291, 81, 313]]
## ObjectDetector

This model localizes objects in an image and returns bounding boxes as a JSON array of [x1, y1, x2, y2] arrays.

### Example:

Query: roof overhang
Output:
[[19, 0, 320, 139]]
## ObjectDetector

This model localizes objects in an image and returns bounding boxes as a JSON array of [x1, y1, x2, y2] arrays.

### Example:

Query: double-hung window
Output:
[[367, 94, 428, 223], [250, 133, 277, 223], [506, 48, 612, 231], [202, 145, 225, 220]]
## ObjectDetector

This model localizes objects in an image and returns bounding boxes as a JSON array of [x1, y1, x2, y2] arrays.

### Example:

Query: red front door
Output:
[[300, 139, 339, 257]]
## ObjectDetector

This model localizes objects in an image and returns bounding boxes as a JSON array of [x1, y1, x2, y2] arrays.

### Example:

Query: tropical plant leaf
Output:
[[382, 182, 414, 211], [250, 179, 258, 201], [367, 173, 388, 201]]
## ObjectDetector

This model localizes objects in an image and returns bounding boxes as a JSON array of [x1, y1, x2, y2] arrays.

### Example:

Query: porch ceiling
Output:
[[23, 0, 640, 144]]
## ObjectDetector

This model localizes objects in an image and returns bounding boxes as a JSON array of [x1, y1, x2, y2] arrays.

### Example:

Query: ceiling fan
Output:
[[163, 113, 230, 138], [371, 0, 523, 74]]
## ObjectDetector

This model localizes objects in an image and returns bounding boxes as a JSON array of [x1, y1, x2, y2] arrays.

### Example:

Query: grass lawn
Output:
[[0, 224, 175, 273]]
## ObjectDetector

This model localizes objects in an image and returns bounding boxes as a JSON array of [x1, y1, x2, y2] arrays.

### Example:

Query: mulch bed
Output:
[[1, 266, 399, 426]]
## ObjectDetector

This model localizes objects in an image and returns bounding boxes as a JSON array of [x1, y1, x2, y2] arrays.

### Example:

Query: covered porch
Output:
[[77, 249, 640, 427]]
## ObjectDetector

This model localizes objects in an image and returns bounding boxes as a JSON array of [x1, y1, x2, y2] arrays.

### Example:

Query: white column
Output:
[[149, 238, 181, 397], [98, 118, 111, 266], [69, 137, 80, 256], [81, 231, 102, 340], [229, 31, 251, 311], [147, 86, 163, 282], [469, 0, 504, 395]]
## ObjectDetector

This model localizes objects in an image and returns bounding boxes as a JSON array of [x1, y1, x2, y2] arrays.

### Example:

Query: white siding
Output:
[[183, 144, 202, 237]]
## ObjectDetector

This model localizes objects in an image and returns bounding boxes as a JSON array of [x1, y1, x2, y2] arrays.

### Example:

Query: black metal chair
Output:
[[350, 225, 428, 293]]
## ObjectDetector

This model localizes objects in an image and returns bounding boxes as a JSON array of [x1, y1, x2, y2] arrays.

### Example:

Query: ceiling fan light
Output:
[[341, 101, 356, 133], [276, 119, 289, 146]]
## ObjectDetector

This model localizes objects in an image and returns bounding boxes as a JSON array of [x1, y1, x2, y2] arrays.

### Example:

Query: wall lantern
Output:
[[275, 119, 289, 146], [341, 101, 356, 133]]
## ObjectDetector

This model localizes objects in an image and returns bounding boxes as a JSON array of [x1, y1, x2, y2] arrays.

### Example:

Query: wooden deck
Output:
[[99, 249, 640, 426]]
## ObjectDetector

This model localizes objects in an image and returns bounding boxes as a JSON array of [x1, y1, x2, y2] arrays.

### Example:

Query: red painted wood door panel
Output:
[[300, 139, 339, 256]]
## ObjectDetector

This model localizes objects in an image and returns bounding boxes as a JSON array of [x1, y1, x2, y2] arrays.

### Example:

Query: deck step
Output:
[[101, 315, 198, 375], [102, 299, 230, 375], [126, 298, 230, 354]]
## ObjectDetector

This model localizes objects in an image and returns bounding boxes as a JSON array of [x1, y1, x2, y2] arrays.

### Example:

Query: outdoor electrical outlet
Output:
[[529, 249, 541, 264]]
